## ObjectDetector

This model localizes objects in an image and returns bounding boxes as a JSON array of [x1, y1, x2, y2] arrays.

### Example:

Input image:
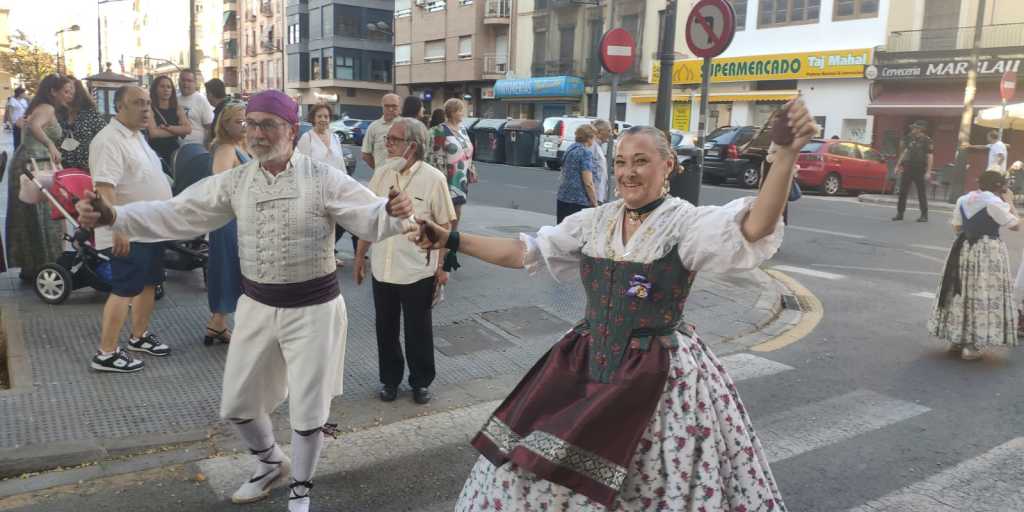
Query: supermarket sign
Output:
[[651, 48, 872, 85]]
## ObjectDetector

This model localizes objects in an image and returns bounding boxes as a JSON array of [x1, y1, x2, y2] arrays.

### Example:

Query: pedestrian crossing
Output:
[[196, 352, 1022, 510]]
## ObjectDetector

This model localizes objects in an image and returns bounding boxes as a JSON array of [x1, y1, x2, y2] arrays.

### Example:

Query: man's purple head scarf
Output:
[[246, 90, 299, 125]]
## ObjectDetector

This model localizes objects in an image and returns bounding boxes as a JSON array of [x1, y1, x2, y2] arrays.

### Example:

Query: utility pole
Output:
[[653, 0, 677, 137], [189, 0, 198, 72], [606, 0, 618, 161], [957, 0, 986, 148]]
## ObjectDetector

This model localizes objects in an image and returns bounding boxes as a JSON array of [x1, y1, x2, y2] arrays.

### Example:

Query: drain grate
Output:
[[781, 294, 816, 312]]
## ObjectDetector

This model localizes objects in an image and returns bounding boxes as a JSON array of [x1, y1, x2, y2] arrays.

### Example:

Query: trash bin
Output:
[[471, 119, 508, 164], [503, 119, 543, 167]]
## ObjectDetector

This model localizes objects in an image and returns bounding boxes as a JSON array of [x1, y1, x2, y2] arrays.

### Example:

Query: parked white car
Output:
[[538, 117, 632, 170]]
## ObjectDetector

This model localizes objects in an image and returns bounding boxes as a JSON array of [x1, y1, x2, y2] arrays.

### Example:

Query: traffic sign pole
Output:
[[654, 0, 678, 140], [999, 99, 1007, 142], [692, 57, 712, 207], [999, 70, 1016, 141]]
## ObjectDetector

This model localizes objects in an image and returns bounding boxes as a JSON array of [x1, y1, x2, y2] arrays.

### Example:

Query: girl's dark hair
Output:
[[401, 95, 424, 120], [66, 76, 96, 113], [26, 74, 72, 117], [149, 75, 178, 112], [429, 108, 445, 128], [978, 170, 1007, 193], [307, 103, 332, 123]]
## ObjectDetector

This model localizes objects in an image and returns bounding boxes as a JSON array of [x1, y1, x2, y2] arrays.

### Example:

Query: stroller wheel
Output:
[[35, 264, 73, 304], [154, 283, 166, 301]]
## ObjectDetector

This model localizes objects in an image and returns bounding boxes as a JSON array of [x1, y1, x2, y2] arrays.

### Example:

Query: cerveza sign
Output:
[[651, 49, 872, 85], [865, 58, 1023, 80], [494, 76, 585, 98]]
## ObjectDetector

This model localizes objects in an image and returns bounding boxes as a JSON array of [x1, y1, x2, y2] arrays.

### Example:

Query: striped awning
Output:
[[630, 90, 799, 104]]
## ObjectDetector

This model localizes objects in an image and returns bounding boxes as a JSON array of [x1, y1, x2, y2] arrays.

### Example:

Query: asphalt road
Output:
[[5, 157, 1024, 511]]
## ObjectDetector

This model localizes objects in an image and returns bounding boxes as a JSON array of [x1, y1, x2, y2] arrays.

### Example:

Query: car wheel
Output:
[[822, 173, 842, 196], [35, 264, 73, 304], [741, 166, 761, 188], [155, 283, 165, 301], [545, 160, 561, 171]]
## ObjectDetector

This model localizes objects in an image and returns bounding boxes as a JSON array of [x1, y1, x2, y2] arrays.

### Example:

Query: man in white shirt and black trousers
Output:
[[354, 117, 457, 405]]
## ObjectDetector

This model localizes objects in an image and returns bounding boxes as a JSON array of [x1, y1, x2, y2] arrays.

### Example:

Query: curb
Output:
[[751, 269, 824, 353], [858, 194, 956, 212], [712, 268, 799, 356]]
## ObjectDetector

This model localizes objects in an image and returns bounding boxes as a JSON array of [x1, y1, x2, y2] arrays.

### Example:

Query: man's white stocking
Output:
[[229, 416, 290, 504], [288, 427, 325, 512]]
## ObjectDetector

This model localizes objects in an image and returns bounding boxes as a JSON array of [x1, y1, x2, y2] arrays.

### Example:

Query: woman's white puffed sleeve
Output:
[[676, 197, 783, 273], [520, 207, 593, 282]]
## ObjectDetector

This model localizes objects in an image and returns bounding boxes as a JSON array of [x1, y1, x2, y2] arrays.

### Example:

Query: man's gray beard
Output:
[[252, 139, 293, 165]]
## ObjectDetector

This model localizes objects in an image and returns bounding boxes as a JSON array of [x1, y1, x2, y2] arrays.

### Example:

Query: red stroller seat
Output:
[[48, 168, 92, 221]]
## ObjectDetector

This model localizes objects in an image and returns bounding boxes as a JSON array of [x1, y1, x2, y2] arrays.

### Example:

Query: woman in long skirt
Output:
[[929, 170, 1020, 360], [412, 101, 819, 511]]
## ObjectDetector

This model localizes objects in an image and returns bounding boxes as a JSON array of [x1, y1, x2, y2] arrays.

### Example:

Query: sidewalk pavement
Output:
[[0, 160, 798, 481]]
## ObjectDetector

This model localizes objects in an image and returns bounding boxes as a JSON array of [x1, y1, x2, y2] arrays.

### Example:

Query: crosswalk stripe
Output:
[[758, 389, 931, 463], [911, 291, 936, 299], [719, 353, 795, 382], [910, 243, 950, 252], [772, 265, 846, 280], [787, 225, 866, 239], [847, 437, 1024, 512]]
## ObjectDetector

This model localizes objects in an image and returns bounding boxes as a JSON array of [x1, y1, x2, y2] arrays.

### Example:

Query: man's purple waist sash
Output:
[[241, 271, 340, 308]]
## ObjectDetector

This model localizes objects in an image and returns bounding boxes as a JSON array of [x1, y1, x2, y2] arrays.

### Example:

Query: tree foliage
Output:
[[0, 31, 57, 94]]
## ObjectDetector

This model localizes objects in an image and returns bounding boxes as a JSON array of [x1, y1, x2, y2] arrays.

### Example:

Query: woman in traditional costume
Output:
[[930, 170, 1020, 360], [413, 101, 818, 511]]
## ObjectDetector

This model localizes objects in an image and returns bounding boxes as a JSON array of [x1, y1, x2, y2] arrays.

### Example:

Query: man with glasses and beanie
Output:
[[354, 118, 456, 405], [75, 90, 416, 512], [893, 120, 933, 223]]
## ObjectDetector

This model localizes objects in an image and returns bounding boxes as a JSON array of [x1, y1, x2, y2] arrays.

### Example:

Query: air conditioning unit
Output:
[[415, 0, 427, 5]]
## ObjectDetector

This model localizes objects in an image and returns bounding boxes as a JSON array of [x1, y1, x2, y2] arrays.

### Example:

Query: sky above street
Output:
[[8, 0, 101, 75]]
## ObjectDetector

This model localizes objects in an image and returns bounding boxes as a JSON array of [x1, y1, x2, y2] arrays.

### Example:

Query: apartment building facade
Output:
[[868, 0, 1024, 175], [222, 0, 285, 97], [394, 0, 513, 119], [284, 0, 394, 119]]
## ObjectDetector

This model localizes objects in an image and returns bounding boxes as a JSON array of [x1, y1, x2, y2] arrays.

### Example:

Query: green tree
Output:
[[0, 30, 57, 94]]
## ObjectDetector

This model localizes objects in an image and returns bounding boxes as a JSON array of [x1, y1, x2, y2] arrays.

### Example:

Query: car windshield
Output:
[[709, 129, 740, 144], [801, 142, 824, 153], [543, 118, 560, 134], [671, 133, 682, 146], [707, 126, 732, 139]]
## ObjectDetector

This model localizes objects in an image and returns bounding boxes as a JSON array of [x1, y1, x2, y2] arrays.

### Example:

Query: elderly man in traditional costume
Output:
[[76, 90, 415, 512]]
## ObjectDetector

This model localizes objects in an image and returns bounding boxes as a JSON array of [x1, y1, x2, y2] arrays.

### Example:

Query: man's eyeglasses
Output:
[[243, 119, 286, 132], [386, 136, 409, 146]]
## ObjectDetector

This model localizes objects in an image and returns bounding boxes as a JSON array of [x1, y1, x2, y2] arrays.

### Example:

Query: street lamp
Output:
[[367, 21, 396, 93], [56, 24, 80, 74]]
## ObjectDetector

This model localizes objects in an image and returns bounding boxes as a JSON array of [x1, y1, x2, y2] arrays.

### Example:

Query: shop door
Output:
[[542, 104, 566, 120], [922, 0, 960, 51]]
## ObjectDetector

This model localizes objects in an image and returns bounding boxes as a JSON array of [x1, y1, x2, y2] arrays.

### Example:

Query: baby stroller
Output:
[[163, 143, 212, 283], [21, 164, 131, 304]]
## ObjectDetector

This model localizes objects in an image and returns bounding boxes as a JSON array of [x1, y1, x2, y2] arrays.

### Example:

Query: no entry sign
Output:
[[600, 28, 637, 74], [685, 0, 736, 59], [1001, 70, 1017, 101]]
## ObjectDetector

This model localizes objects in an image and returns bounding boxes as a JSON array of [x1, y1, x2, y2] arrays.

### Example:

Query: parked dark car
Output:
[[796, 139, 888, 196], [700, 126, 761, 188], [350, 120, 373, 146]]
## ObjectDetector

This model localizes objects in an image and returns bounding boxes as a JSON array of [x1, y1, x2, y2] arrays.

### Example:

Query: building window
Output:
[[425, 39, 445, 61], [371, 58, 391, 82], [311, 57, 320, 80], [833, 0, 878, 20], [336, 55, 355, 80], [458, 36, 472, 58], [758, 0, 820, 28], [323, 56, 332, 79], [395, 44, 411, 65], [425, 0, 446, 12], [729, 0, 747, 30], [395, 0, 411, 16]]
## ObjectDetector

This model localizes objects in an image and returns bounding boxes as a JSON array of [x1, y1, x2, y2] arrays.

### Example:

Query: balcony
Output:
[[884, 23, 1024, 53], [483, 53, 509, 78], [245, 45, 257, 57], [484, 0, 511, 23], [261, 38, 282, 53], [530, 59, 579, 77]]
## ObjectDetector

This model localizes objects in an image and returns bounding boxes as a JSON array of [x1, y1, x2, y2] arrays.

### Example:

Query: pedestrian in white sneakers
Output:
[[76, 90, 416, 511], [930, 170, 1020, 360]]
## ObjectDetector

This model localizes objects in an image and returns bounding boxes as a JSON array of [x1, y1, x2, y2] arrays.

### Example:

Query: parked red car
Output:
[[795, 139, 889, 196]]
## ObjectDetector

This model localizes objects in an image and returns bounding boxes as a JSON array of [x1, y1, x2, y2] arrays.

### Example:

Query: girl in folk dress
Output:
[[413, 101, 819, 511], [930, 171, 1020, 360]]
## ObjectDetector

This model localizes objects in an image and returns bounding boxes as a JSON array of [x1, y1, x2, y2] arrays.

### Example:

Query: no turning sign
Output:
[[685, 0, 737, 59]]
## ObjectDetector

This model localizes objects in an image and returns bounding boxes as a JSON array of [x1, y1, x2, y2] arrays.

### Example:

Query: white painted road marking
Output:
[[772, 265, 846, 280], [848, 437, 1024, 512], [911, 291, 936, 299], [787, 225, 866, 239], [719, 353, 795, 381], [810, 264, 942, 277], [910, 244, 950, 252], [759, 389, 931, 463]]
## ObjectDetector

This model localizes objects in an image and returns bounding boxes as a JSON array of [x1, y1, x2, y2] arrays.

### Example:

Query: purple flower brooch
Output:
[[626, 274, 652, 299]]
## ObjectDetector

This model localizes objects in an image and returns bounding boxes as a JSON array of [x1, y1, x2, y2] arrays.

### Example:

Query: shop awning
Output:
[[630, 90, 798, 104], [867, 84, 1004, 116]]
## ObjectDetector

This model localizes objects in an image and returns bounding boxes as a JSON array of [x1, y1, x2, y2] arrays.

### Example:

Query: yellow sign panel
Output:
[[672, 102, 691, 132], [651, 49, 873, 85]]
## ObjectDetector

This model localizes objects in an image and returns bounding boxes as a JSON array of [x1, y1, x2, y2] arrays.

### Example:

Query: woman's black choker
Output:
[[625, 196, 666, 215]]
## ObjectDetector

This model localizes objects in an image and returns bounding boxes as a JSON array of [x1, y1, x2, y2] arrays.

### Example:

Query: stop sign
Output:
[[600, 29, 637, 74], [1001, 70, 1017, 101]]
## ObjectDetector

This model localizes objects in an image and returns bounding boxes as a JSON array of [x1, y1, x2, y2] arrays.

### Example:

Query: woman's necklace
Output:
[[624, 196, 666, 226]]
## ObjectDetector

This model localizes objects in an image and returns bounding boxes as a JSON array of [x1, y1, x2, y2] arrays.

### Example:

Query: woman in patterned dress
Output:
[[930, 171, 1020, 360], [427, 98, 477, 230], [5, 74, 73, 280], [58, 76, 108, 172], [412, 101, 819, 511]]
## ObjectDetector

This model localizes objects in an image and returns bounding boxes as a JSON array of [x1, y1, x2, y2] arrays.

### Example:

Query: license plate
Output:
[[706, 150, 719, 157], [544, 142, 555, 149]]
